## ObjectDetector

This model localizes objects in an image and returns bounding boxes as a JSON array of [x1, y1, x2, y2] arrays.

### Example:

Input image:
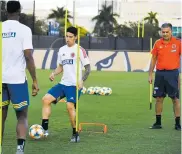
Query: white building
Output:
[[76, 0, 181, 31], [104, 0, 181, 26], [20, 0, 181, 32]]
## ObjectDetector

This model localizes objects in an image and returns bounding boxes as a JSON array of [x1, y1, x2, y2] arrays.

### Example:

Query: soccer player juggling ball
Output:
[[41, 26, 91, 142]]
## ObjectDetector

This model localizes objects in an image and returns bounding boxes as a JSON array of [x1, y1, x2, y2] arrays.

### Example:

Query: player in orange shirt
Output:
[[148, 23, 181, 130]]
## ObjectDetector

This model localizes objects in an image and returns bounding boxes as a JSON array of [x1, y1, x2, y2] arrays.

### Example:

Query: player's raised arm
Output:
[[23, 28, 39, 96]]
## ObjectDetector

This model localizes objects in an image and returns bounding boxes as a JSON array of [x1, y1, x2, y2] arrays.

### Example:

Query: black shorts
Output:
[[153, 69, 179, 99]]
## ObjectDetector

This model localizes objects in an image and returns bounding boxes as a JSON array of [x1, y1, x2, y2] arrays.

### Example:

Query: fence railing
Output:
[[33, 35, 159, 51]]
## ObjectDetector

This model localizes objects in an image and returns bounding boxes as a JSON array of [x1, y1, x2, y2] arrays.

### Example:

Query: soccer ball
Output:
[[81, 86, 87, 94], [99, 87, 112, 96], [94, 87, 101, 95], [87, 87, 95, 95], [103, 87, 112, 95], [29, 124, 44, 140], [108, 88, 112, 95], [99, 88, 107, 96]]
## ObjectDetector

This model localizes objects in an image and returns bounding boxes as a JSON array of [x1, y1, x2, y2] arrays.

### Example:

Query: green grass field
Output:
[[3, 70, 181, 154]]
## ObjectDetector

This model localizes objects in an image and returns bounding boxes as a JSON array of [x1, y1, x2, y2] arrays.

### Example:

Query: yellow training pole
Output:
[[76, 28, 80, 141], [149, 37, 153, 110], [64, 8, 68, 36], [138, 21, 140, 38], [0, 21, 2, 153], [142, 19, 145, 38]]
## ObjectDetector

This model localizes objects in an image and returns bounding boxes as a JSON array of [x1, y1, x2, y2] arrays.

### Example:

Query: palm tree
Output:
[[48, 6, 72, 21], [92, 4, 119, 37], [144, 11, 159, 26]]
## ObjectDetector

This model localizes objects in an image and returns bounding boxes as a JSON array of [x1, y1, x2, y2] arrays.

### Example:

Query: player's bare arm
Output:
[[49, 64, 63, 81], [52, 64, 63, 76], [24, 49, 39, 96], [78, 64, 91, 89], [82, 64, 91, 81], [148, 55, 157, 83]]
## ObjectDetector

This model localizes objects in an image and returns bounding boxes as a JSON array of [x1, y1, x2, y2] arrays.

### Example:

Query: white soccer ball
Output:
[[81, 86, 87, 94], [29, 124, 44, 140], [99, 88, 107, 96], [94, 87, 101, 95], [103, 87, 112, 95], [107, 88, 112, 95], [87, 87, 95, 95], [99, 87, 112, 96]]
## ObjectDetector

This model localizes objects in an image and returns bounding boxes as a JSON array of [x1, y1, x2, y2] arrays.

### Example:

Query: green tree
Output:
[[92, 4, 119, 37], [114, 21, 160, 38], [114, 23, 135, 37], [19, 13, 34, 30], [128, 21, 139, 37], [144, 11, 159, 26], [48, 7, 72, 21], [129, 21, 160, 38], [20, 13, 47, 35], [143, 22, 160, 38], [34, 20, 48, 35]]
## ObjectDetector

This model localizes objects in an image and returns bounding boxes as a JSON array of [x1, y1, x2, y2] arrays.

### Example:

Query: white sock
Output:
[[17, 145, 24, 151]]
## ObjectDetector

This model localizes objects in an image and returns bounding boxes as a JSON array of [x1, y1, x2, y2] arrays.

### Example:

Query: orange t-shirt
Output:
[[151, 37, 181, 70]]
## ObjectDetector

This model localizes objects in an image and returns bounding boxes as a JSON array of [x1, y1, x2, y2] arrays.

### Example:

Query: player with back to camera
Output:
[[2, 1, 39, 154]]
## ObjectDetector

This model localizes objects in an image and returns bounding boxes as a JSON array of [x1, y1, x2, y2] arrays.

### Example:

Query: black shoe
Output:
[[175, 124, 181, 131], [149, 123, 162, 129]]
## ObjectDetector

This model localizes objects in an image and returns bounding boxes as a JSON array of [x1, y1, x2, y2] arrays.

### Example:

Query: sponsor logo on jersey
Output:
[[62, 59, 73, 65], [2, 32, 16, 38]]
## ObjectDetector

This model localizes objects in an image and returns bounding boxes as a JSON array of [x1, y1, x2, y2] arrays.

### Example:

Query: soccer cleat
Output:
[[175, 124, 181, 131], [70, 133, 80, 143], [16, 146, 24, 154], [44, 130, 49, 137], [149, 123, 162, 129], [16, 150, 24, 154]]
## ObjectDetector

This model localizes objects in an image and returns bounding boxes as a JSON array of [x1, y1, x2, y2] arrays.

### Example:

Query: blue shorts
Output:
[[48, 84, 82, 104], [153, 69, 179, 99], [2, 81, 29, 111]]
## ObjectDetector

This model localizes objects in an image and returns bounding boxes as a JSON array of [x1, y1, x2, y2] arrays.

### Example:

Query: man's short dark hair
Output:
[[7, 1, 21, 14], [161, 23, 173, 30], [67, 27, 77, 36]]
